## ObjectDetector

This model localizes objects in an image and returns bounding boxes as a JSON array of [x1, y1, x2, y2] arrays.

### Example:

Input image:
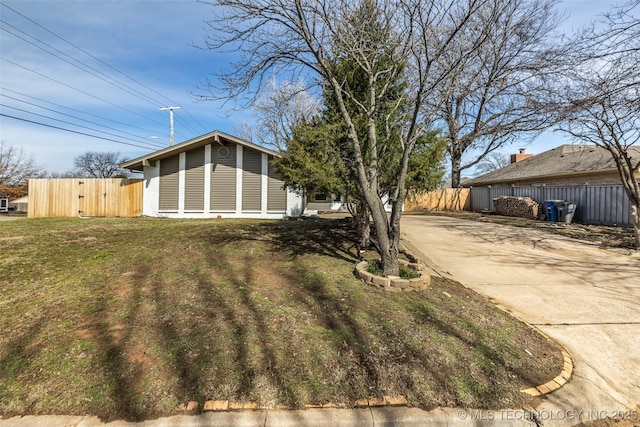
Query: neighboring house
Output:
[[465, 145, 640, 187], [306, 193, 348, 213], [120, 131, 303, 219], [305, 193, 395, 213], [8, 196, 28, 213]]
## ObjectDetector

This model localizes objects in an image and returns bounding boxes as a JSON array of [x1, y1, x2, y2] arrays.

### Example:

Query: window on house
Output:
[[313, 193, 327, 202]]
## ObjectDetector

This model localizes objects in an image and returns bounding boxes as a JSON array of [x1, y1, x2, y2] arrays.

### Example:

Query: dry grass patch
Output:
[[1, 217, 561, 421]]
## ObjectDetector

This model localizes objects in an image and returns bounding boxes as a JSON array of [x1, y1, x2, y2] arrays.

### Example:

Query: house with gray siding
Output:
[[121, 131, 302, 219]]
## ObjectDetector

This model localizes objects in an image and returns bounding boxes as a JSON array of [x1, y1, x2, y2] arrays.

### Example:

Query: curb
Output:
[[400, 235, 574, 400], [0, 407, 540, 427]]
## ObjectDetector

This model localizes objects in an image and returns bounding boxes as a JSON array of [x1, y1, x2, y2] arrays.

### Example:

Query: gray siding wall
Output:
[[242, 149, 262, 211], [211, 144, 237, 211], [185, 147, 205, 211], [267, 158, 286, 211], [159, 155, 180, 211], [470, 184, 633, 227]]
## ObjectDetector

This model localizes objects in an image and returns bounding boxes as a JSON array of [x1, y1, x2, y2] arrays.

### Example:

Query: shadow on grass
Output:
[[199, 218, 360, 263], [85, 268, 146, 421], [0, 217, 559, 422]]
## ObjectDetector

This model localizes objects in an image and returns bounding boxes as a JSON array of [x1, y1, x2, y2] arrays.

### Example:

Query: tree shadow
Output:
[[1, 217, 563, 422], [199, 218, 360, 264], [84, 268, 146, 421]]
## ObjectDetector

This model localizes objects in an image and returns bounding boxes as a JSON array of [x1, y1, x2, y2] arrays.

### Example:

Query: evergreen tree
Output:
[[275, 1, 446, 251]]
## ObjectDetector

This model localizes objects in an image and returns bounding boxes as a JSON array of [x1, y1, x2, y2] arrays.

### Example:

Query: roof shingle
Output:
[[466, 144, 640, 186]]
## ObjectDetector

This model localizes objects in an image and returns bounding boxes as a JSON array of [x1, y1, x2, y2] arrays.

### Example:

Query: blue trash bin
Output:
[[543, 201, 558, 222]]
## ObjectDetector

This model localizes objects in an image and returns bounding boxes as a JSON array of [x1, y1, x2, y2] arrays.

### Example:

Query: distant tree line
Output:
[[0, 143, 131, 199]]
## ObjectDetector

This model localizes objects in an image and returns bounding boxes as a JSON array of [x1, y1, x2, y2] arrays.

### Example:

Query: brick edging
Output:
[[520, 347, 573, 396], [353, 248, 431, 292], [181, 395, 410, 413]]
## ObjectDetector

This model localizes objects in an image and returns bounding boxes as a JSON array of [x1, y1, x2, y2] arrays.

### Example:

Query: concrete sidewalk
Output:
[[401, 215, 640, 426], [0, 407, 547, 427]]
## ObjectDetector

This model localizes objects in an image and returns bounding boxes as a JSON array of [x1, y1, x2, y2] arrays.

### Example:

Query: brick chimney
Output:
[[510, 148, 533, 164]]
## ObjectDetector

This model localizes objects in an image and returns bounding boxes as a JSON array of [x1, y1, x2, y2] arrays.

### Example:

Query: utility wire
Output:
[[1, 93, 166, 147], [1, 87, 167, 137], [1, 20, 201, 141], [0, 57, 168, 128], [1, 103, 165, 150], [1, 2, 210, 134], [0, 113, 163, 150], [0, 22, 162, 109]]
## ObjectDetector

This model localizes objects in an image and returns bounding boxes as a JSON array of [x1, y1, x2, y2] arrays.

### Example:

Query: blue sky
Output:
[[0, 0, 628, 175]]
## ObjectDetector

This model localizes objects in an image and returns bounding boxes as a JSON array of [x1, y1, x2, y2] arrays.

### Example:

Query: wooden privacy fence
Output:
[[404, 188, 471, 212], [28, 178, 143, 218]]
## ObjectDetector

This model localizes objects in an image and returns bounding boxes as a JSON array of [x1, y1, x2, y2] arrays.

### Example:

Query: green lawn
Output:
[[0, 217, 562, 421]]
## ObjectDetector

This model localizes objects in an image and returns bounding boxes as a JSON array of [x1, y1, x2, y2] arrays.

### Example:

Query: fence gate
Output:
[[78, 179, 110, 217]]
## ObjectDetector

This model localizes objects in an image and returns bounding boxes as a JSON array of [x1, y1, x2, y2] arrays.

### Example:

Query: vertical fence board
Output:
[[467, 184, 632, 227], [28, 178, 143, 218], [404, 188, 470, 211]]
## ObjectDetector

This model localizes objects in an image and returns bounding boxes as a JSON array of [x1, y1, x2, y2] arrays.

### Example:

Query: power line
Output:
[[1, 2, 210, 135], [0, 87, 167, 137], [1, 94, 166, 148], [0, 113, 163, 150], [0, 57, 168, 128], [0, 21, 163, 108], [1, 103, 165, 150]]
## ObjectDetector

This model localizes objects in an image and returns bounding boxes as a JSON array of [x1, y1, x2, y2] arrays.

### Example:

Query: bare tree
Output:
[[557, 1, 640, 247], [197, 0, 527, 275], [475, 151, 510, 175], [232, 120, 255, 143], [231, 79, 320, 150], [252, 78, 321, 152], [0, 142, 39, 190], [436, 0, 564, 188], [73, 151, 131, 178]]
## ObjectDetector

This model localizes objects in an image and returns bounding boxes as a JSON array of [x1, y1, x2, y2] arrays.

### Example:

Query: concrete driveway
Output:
[[401, 215, 640, 423]]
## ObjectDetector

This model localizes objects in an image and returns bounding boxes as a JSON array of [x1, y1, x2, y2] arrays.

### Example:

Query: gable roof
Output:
[[120, 130, 279, 171], [465, 144, 640, 186]]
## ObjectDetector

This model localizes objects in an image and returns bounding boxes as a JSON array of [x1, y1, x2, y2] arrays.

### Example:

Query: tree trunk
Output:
[[353, 204, 371, 250], [451, 155, 462, 188], [631, 204, 640, 249], [380, 242, 399, 276], [384, 202, 402, 276], [367, 197, 400, 276]]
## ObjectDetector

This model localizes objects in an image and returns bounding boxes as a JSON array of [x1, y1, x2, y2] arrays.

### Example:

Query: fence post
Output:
[[582, 183, 589, 223], [541, 184, 546, 203], [487, 185, 492, 211]]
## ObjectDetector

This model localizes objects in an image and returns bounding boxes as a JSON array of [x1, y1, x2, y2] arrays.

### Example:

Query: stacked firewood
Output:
[[493, 196, 540, 219]]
